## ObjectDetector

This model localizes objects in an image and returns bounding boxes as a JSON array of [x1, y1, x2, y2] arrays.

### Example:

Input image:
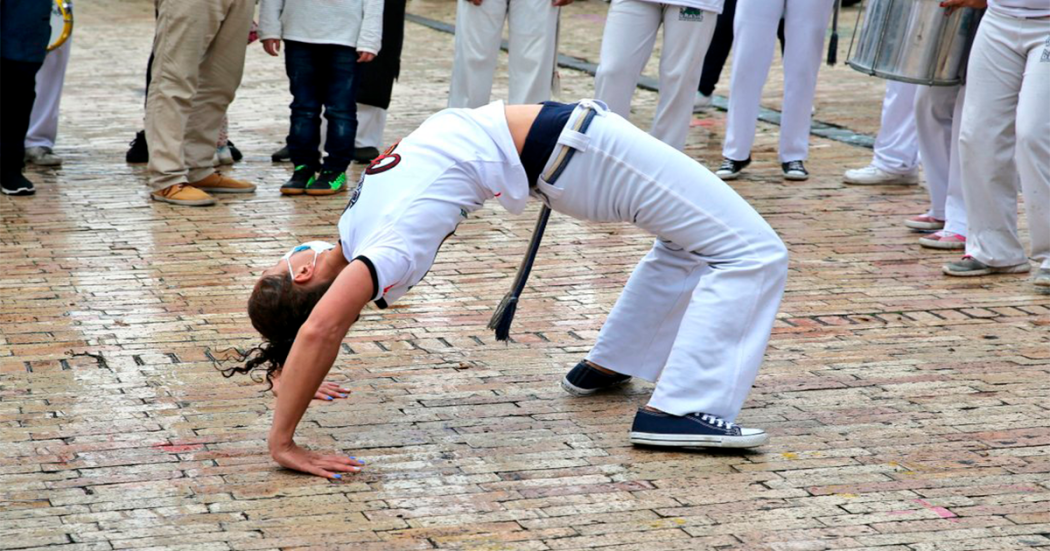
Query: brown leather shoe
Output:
[[189, 172, 256, 194], [151, 184, 217, 206]]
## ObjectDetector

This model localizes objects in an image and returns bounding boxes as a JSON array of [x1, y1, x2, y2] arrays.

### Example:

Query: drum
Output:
[[846, 0, 981, 86], [47, 0, 74, 52]]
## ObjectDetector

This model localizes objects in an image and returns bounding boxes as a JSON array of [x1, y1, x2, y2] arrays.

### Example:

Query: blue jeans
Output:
[[284, 40, 359, 172]]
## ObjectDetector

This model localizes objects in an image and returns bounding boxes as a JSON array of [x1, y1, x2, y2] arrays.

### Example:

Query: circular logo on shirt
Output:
[[365, 153, 402, 175]]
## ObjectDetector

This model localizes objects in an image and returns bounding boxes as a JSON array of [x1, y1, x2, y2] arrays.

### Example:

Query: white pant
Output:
[[915, 85, 967, 236], [355, 103, 387, 149], [593, 0, 717, 151], [536, 102, 789, 421], [871, 81, 920, 175], [959, 9, 1049, 270], [723, 0, 834, 162], [25, 37, 72, 149], [448, 0, 559, 108]]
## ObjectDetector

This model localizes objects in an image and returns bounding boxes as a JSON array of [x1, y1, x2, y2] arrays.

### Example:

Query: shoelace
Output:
[[695, 413, 737, 431], [163, 184, 187, 197], [785, 161, 805, 172], [719, 159, 737, 170]]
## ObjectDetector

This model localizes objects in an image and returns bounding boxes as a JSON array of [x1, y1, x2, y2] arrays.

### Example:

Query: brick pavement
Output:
[[1, 0, 1048, 549]]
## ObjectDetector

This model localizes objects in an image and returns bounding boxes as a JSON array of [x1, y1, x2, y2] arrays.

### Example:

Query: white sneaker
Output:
[[843, 165, 918, 185], [693, 91, 713, 112], [24, 146, 63, 166], [216, 145, 235, 166]]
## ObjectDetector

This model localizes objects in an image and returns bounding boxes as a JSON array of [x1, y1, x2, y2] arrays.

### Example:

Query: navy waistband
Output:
[[520, 101, 578, 187]]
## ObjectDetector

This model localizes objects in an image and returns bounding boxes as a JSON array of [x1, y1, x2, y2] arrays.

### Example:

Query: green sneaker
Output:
[[281, 165, 315, 196], [306, 170, 347, 196]]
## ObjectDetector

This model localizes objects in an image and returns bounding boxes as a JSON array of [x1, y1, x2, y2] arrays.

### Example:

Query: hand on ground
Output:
[[271, 441, 365, 479]]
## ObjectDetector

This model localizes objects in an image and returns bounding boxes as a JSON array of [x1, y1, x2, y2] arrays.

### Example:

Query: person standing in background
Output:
[[145, 0, 256, 206], [909, 84, 968, 250], [693, 0, 735, 111], [715, 0, 835, 181], [260, 0, 383, 196], [842, 81, 920, 185], [1, 0, 51, 196], [24, 2, 73, 168], [354, 0, 407, 163], [593, 0, 722, 151], [448, 0, 571, 108], [944, 0, 1049, 289]]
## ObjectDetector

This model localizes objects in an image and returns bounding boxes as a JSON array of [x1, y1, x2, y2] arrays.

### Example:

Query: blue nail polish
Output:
[[349, 456, 356, 460], [325, 396, 333, 401], [339, 394, 348, 398], [333, 474, 342, 479]]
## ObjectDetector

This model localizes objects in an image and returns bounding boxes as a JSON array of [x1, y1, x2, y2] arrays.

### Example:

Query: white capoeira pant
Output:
[[535, 101, 789, 421], [593, 0, 719, 151], [448, 0, 559, 108], [871, 81, 920, 176], [355, 103, 387, 150], [25, 38, 72, 149], [959, 7, 1049, 270], [722, 0, 834, 162], [914, 85, 967, 235]]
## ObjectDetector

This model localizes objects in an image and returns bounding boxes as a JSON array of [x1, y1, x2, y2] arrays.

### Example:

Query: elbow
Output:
[[297, 320, 348, 347]]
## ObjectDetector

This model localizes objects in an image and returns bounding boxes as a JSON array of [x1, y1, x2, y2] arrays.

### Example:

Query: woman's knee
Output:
[[1016, 115, 1049, 160]]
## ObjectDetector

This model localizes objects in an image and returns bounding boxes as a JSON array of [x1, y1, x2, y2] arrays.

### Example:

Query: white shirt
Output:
[[988, 0, 1050, 17], [337, 101, 530, 307], [259, 0, 384, 55]]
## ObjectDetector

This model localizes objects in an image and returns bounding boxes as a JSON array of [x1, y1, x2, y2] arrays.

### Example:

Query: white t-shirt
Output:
[[988, 0, 1050, 17], [337, 101, 530, 308]]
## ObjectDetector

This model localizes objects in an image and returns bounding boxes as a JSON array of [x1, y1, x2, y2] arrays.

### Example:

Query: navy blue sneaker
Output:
[[561, 361, 631, 396], [630, 409, 768, 449]]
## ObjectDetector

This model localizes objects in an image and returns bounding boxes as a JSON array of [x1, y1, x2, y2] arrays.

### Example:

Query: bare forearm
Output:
[[265, 261, 374, 453], [268, 332, 344, 450]]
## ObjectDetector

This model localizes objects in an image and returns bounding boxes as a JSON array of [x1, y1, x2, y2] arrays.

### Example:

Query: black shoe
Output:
[[561, 361, 631, 396], [782, 160, 809, 181], [126, 130, 149, 163], [353, 146, 380, 164], [280, 165, 315, 196], [629, 409, 769, 449], [714, 156, 750, 180], [305, 170, 348, 196], [227, 140, 244, 162], [271, 145, 291, 163], [1, 173, 36, 196]]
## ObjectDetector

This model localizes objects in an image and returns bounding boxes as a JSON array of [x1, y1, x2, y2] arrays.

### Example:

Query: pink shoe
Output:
[[919, 231, 966, 250], [905, 215, 945, 231]]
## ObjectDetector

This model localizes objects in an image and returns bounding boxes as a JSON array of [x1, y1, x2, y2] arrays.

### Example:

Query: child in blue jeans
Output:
[[260, 0, 383, 196]]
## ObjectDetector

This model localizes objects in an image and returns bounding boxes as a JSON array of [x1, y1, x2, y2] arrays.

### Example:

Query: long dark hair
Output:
[[216, 273, 334, 389]]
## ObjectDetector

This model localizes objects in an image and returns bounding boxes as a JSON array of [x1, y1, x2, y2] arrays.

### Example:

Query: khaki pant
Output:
[[145, 0, 253, 190]]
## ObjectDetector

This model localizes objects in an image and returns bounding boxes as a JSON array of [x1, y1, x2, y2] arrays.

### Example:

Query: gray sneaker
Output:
[[24, 146, 62, 166], [943, 256, 1031, 277], [1034, 268, 1050, 290]]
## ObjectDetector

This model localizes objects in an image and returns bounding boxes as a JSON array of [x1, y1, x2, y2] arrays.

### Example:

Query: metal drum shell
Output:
[[847, 0, 982, 86]]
